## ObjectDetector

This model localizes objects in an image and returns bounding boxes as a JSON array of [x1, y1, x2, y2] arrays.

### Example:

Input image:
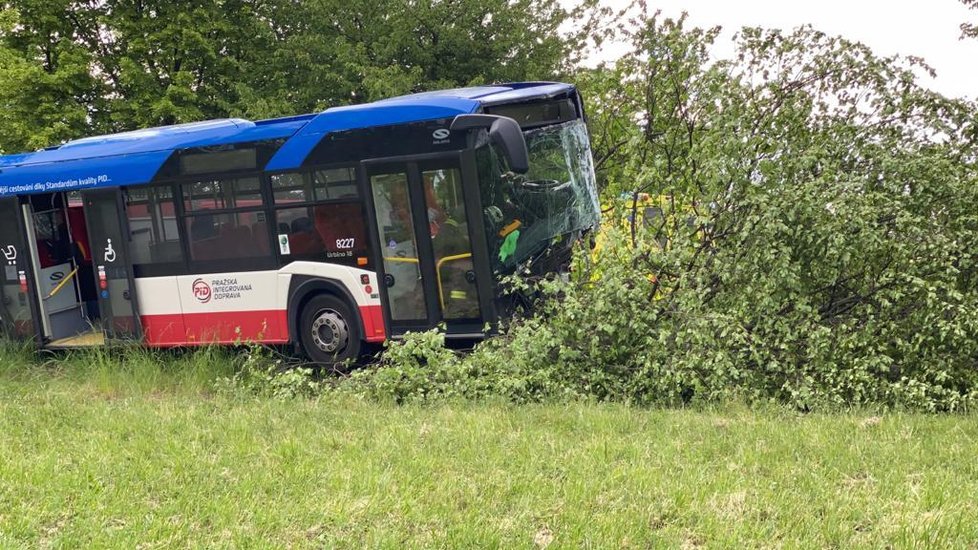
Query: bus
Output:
[[0, 82, 600, 365]]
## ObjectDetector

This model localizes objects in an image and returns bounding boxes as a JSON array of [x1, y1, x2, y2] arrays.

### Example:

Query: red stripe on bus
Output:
[[142, 310, 289, 346], [143, 305, 386, 346], [141, 314, 187, 346], [360, 304, 386, 343]]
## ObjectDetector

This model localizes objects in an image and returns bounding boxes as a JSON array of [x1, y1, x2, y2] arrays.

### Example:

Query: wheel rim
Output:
[[310, 308, 349, 355]]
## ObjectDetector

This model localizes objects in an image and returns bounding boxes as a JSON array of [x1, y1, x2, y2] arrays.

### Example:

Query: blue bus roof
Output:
[[0, 82, 575, 196]]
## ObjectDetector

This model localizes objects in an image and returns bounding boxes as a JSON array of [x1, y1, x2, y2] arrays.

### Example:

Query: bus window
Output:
[[270, 172, 306, 204], [271, 166, 368, 267], [185, 211, 268, 262], [185, 177, 262, 211], [312, 168, 358, 200], [422, 167, 479, 320], [274, 203, 369, 266], [476, 120, 600, 273], [275, 208, 322, 256], [32, 209, 72, 269], [126, 185, 184, 270], [271, 167, 358, 204], [370, 172, 424, 321]]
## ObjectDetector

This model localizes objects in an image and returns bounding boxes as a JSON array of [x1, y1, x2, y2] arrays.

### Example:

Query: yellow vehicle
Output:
[[599, 192, 703, 245], [595, 192, 672, 252], [590, 192, 703, 284]]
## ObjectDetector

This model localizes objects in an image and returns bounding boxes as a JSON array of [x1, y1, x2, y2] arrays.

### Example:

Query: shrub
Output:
[[214, 346, 321, 399]]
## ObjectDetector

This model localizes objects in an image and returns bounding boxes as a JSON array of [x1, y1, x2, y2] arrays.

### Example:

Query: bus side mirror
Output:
[[450, 114, 530, 174]]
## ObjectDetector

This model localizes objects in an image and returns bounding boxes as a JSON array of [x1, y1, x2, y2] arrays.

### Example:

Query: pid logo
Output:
[[192, 278, 212, 303]]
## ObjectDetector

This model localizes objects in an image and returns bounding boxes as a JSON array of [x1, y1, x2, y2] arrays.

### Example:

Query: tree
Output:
[[469, 11, 978, 410], [0, 7, 101, 152], [229, 0, 606, 116], [1, 0, 288, 135], [0, 0, 601, 152]]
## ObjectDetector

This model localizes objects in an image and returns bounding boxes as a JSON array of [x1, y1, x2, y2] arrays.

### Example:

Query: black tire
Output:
[[298, 294, 362, 370]]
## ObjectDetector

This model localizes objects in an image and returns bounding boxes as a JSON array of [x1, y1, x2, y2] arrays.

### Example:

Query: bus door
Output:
[[81, 189, 142, 341], [364, 155, 493, 336], [0, 197, 40, 344], [23, 196, 93, 345]]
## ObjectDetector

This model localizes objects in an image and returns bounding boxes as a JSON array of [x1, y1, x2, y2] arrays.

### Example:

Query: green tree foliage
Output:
[[248, 0, 597, 116], [0, 7, 100, 151], [0, 0, 599, 152], [549, 14, 978, 410]]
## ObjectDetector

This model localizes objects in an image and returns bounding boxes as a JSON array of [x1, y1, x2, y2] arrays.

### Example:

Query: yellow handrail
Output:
[[44, 267, 79, 301], [435, 253, 472, 310], [382, 253, 474, 311], [383, 256, 419, 264]]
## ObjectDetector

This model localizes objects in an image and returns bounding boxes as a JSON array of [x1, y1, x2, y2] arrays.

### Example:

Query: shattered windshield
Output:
[[477, 120, 600, 273]]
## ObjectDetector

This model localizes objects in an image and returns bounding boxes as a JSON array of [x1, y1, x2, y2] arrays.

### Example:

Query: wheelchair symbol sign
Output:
[[104, 239, 117, 263]]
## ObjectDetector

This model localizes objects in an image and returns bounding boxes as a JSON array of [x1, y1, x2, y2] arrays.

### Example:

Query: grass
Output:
[[1, 346, 977, 548]]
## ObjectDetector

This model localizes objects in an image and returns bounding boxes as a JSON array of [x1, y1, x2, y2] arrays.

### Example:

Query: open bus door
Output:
[[0, 197, 41, 344], [363, 153, 495, 338], [81, 188, 142, 342], [22, 195, 96, 347]]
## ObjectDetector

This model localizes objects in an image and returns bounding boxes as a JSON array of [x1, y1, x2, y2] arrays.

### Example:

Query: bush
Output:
[[214, 346, 321, 399]]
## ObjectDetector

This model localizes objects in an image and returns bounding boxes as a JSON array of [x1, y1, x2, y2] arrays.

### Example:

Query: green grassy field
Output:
[[1, 347, 976, 548]]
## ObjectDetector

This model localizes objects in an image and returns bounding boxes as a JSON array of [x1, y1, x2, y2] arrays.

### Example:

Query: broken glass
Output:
[[477, 120, 601, 273]]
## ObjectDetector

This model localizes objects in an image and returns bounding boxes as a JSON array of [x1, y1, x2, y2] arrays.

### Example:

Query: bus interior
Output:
[[24, 192, 105, 347]]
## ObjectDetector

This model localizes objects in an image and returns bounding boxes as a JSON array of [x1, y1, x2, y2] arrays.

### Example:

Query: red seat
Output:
[[252, 221, 270, 255], [232, 225, 252, 257], [315, 203, 367, 254]]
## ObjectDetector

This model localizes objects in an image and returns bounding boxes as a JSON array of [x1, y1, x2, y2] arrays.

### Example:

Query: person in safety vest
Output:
[[423, 172, 479, 318]]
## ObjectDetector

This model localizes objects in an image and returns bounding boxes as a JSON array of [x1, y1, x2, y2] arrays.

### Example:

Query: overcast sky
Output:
[[591, 0, 978, 100]]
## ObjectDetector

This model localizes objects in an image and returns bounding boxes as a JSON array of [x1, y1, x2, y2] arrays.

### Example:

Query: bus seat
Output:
[[289, 230, 321, 255], [314, 203, 367, 253], [192, 237, 219, 260], [214, 224, 239, 259], [232, 225, 252, 256], [291, 217, 313, 234], [252, 221, 269, 254]]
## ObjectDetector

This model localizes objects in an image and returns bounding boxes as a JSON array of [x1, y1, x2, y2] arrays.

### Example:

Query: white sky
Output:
[[590, 0, 978, 100]]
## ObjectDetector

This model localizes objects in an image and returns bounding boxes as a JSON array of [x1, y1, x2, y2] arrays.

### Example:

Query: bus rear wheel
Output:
[[299, 294, 362, 370]]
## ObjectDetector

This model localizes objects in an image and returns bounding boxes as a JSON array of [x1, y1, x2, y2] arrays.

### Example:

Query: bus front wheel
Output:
[[299, 294, 362, 370]]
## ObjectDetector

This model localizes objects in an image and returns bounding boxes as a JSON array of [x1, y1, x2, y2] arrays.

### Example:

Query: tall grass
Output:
[[0, 341, 243, 397]]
